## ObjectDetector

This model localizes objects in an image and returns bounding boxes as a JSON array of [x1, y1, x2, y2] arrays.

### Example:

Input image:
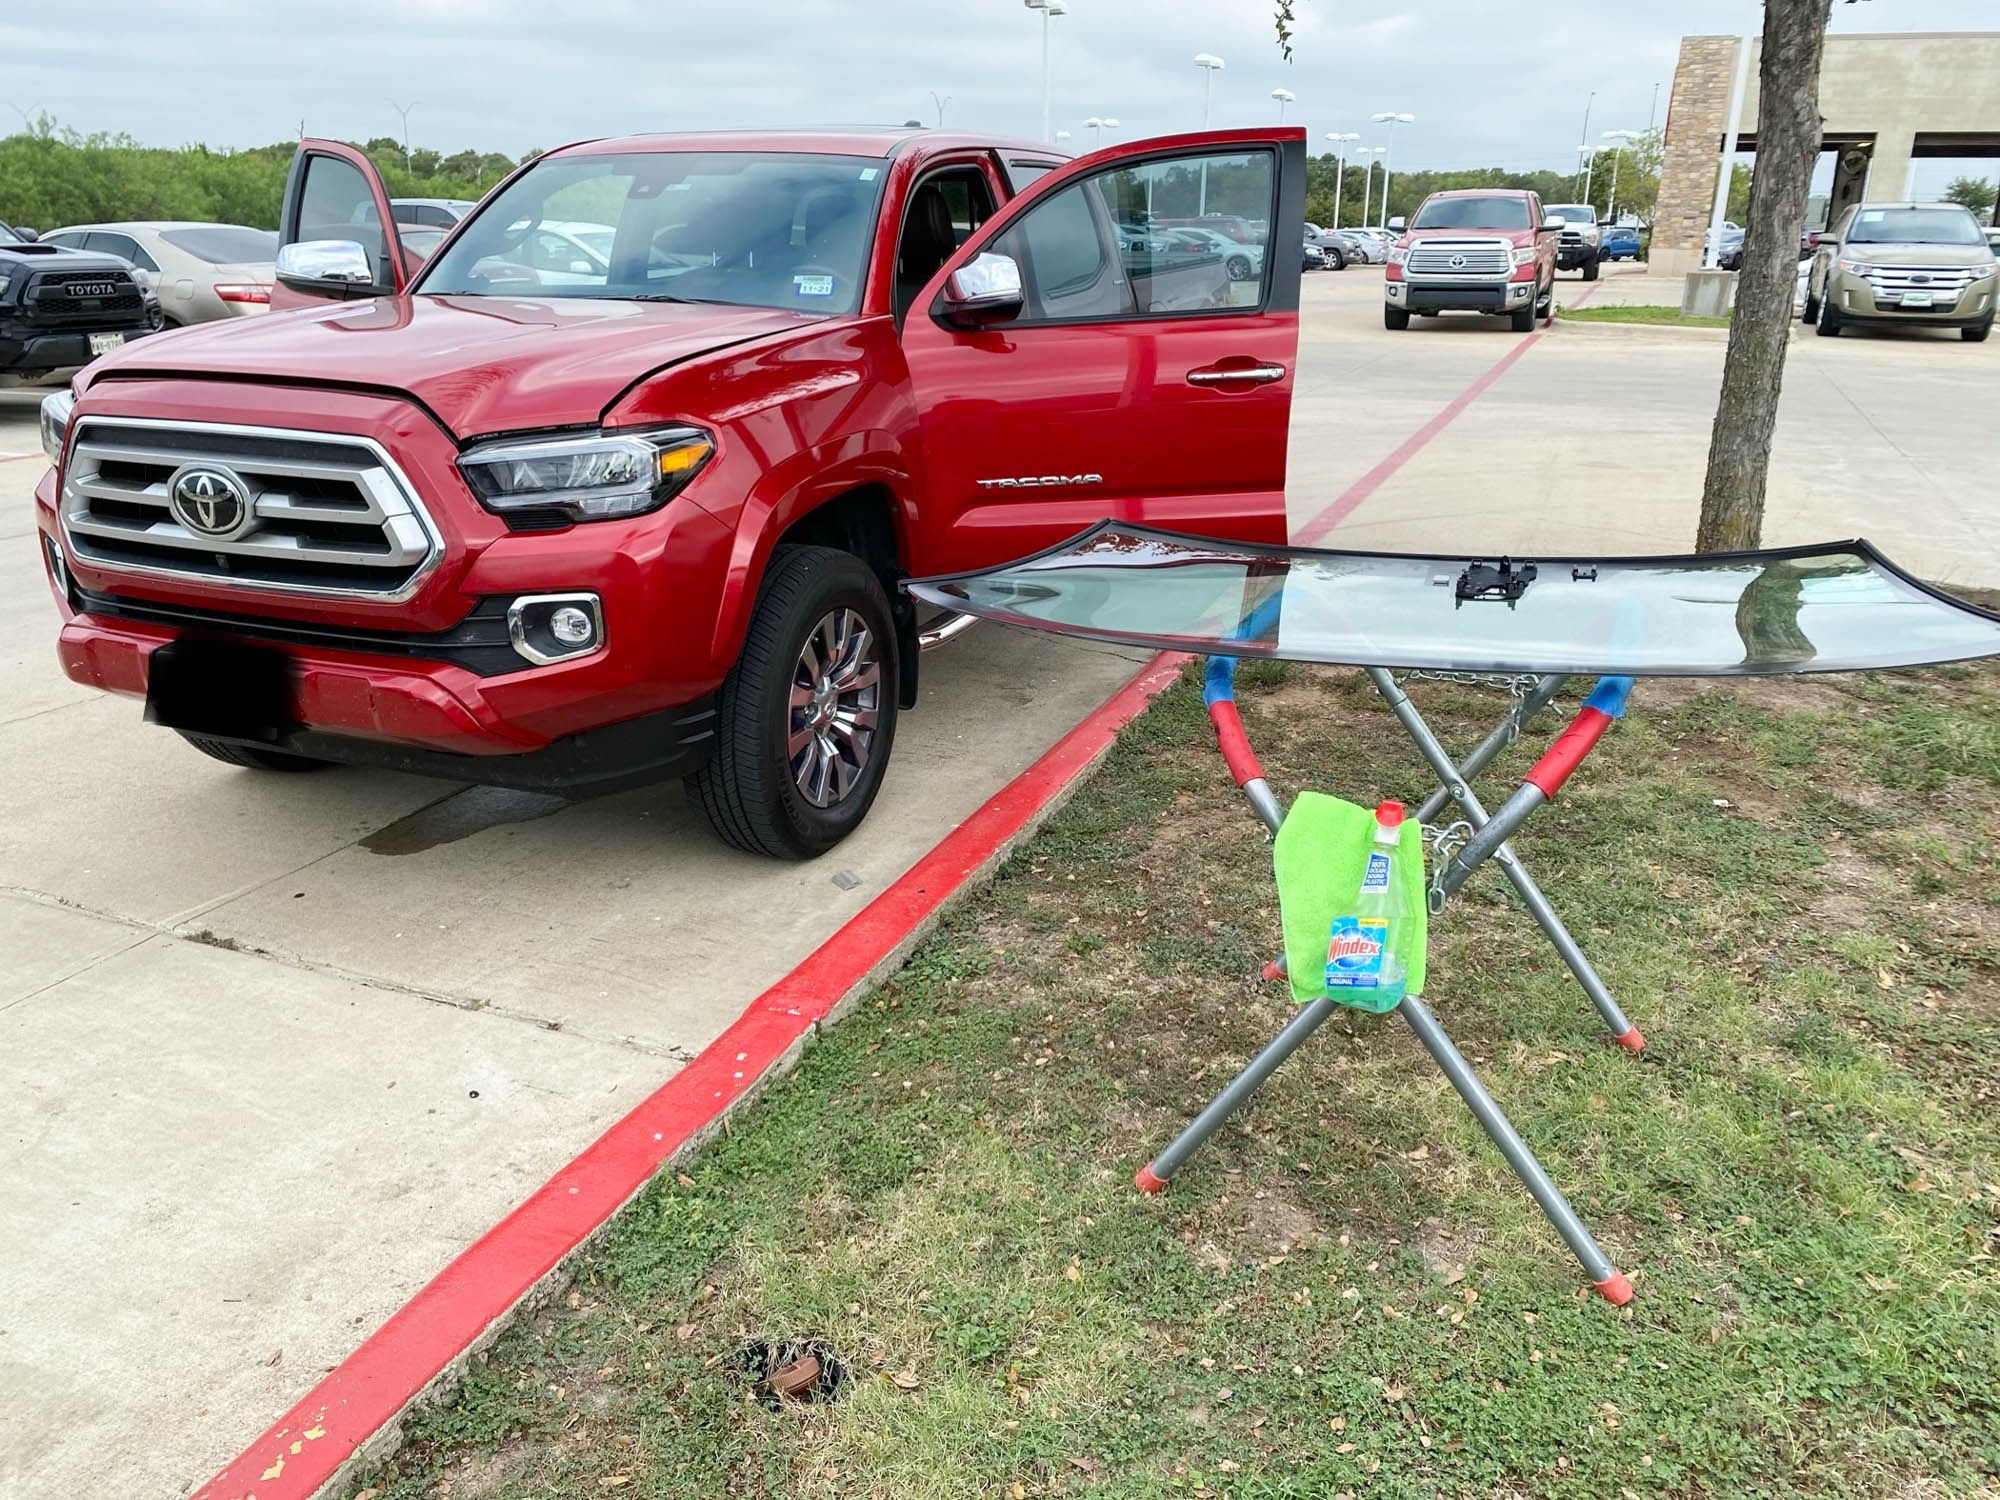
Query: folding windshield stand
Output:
[[1132, 655, 1640, 1305]]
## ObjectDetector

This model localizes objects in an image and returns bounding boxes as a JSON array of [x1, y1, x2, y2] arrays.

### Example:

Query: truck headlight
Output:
[[1971, 261, 1997, 280], [1836, 258, 1870, 277], [39, 388, 75, 466], [457, 426, 713, 524], [1387, 246, 1409, 266], [1511, 245, 1535, 266]]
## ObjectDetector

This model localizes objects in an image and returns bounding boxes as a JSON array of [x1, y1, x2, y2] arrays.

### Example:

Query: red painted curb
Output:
[[1296, 278, 1599, 545], [193, 650, 1189, 1500]]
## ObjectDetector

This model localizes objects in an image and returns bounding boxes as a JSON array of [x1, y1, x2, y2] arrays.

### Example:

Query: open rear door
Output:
[[271, 139, 413, 310], [897, 127, 1307, 573]]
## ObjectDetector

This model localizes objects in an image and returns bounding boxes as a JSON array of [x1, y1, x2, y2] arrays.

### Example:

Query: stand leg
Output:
[[1368, 669, 1641, 1050], [1135, 994, 1344, 1192], [1396, 993, 1633, 1305], [1415, 674, 1566, 826]]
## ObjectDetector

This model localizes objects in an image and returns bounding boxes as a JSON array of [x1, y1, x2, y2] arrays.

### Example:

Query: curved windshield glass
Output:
[[417, 151, 888, 313], [1846, 207, 1983, 247], [1410, 195, 1532, 230]]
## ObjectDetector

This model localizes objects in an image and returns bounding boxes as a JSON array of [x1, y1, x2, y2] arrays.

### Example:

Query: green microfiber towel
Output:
[[1273, 790, 1428, 1010]]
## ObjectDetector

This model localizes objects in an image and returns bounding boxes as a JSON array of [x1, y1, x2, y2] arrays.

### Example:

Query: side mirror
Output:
[[14, 226, 37, 241], [1387, 217, 1406, 232], [1540, 215, 1566, 233], [276, 239, 381, 297], [939, 252, 1024, 329]]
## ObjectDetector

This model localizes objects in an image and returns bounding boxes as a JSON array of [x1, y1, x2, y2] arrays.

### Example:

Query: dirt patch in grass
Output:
[[359, 661, 2000, 1500]]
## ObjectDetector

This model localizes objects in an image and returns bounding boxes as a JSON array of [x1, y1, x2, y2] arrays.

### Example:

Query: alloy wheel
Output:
[[788, 607, 881, 808]]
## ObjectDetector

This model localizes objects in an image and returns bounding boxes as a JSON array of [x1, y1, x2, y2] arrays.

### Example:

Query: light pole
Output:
[[1575, 90, 1596, 197], [929, 91, 951, 127], [1271, 87, 1295, 122], [1194, 53, 1225, 212], [1083, 115, 1119, 149], [388, 98, 417, 169], [1370, 111, 1413, 227], [1600, 128, 1639, 220], [1055, 130, 1072, 144], [1577, 144, 1599, 205], [1355, 145, 1385, 230], [1324, 131, 1358, 229], [1024, 0, 1066, 145]]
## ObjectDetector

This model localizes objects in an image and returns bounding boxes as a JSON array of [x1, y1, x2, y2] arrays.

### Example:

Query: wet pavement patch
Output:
[[734, 1338, 848, 1408], [360, 786, 571, 855]]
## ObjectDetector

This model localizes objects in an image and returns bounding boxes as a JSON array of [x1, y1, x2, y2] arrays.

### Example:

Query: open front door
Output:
[[898, 127, 1306, 574], [271, 139, 412, 310]]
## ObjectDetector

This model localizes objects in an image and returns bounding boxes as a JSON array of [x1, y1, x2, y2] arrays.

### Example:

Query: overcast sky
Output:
[[2, 0, 1994, 191]]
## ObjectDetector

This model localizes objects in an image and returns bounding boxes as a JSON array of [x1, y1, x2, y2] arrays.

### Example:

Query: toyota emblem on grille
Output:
[[168, 465, 252, 538], [66, 281, 120, 298], [1449, 253, 1468, 268]]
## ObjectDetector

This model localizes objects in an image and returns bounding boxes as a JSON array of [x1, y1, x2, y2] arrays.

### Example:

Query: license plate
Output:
[[87, 332, 125, 356], [1900, 292, 1933, 308], [145, 637, 296, 742]]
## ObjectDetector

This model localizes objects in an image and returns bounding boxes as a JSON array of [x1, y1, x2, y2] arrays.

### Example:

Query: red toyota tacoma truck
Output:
[[34, 128, 1305, 856], [1382, 188, 1560, 332]]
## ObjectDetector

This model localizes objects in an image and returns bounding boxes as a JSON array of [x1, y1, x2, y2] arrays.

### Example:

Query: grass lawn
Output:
[[1561, 304, 1733, 330], [360, 657, 2000, 1500]]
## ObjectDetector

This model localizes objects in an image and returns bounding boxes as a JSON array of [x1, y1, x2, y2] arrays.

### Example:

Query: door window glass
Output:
[[981, 149, 1275, 324], [896, 169, 996, 318], [1002, 158, 1060, 193], [298, 153, 392, 286]]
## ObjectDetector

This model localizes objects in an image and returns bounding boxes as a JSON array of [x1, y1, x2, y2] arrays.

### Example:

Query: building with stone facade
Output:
[[1652, 31, 2000, 276]]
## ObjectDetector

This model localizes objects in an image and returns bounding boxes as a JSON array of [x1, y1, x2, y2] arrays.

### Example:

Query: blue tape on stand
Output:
[[1203, 655, 1239, 707], [1583, 675, 1636, 718]]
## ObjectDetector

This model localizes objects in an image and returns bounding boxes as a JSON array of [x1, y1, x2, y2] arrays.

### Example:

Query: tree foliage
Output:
[[1942, 175, 1996, 218], [0, 120, 516, 231]]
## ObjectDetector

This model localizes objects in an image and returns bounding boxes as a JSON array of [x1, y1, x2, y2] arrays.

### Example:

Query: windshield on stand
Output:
[[1410, 196, 1532, 230], [417, 151, 889, 314]]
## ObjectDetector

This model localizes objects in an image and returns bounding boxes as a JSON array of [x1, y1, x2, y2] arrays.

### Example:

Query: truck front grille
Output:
[[26, 268, 145, 326], [1853, 263, 1981, 299], [1405, 237, 1512, 279], [59, 419, 441, 600]]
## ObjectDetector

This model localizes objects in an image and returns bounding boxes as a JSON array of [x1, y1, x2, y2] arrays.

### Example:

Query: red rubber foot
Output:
[[1614, 1026, 1646, 1053], [1260, 959, 1285, 982], [1134, 1165, 1168, 1194], [1594, 1270, 1634, 1306]]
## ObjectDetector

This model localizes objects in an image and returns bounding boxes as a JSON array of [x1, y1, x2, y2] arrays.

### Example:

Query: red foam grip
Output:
[[1208, 699, 1264, 787], [1594, 1270, 1634, 1306], [1260, 958, 1286, 982], [1523, 706, 1612, 799], [1134, 1165, 1168, 1194], [1614, 1026, 1645, 1053]]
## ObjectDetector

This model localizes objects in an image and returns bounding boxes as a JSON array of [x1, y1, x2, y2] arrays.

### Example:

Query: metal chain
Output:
[[1423, 819, 1473, 915], [1399, 670, 1545, 701]]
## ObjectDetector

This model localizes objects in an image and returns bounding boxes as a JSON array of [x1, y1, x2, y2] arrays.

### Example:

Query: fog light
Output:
[[550, 606, 594, 646], [44, 534, 70, 598], [507, 593, 604, 666]]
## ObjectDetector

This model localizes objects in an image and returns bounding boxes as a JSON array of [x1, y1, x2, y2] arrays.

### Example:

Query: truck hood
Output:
[[1842, 243, 1992, 268], [0, 243, 138, 276], [83, 293, 823, 436], [1404, 227, 1538, 246]]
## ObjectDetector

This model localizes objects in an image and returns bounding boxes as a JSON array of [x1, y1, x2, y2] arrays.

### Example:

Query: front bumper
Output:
[[1828, 271, 1995, 328], [1387, 276, 1537, 313], [1556, 242, 1599, 269], [0, 322, 153, 377]]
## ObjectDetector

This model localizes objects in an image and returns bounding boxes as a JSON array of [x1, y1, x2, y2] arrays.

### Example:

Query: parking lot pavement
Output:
[[0, 403, 1148, 1498], [1287, 267, 2000, 588], [8, 264, 1997, 1495]]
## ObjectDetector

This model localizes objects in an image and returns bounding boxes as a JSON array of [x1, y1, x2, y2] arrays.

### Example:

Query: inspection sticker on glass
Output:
[[794, 273, 835, 297]]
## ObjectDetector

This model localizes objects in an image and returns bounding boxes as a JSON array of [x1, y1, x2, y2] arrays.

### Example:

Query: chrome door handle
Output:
[[1186, 363, 1287, 386]]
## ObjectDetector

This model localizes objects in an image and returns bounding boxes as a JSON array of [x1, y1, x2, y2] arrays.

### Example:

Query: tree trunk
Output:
[[1694, 0, 1833, 553]]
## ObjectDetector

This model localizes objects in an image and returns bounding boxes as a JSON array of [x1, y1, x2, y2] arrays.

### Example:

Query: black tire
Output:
[[1326, 247, 1347, 270], [1511, 286, 1540, 333], [1801, 283, 1821, 323], [1581, 253, 1600, 282], [1815, 294, 1843, 337], [1962, 318, 1992, 343], [1226, 255, 1253, 282], [178, 733, 333, 772], [1383, 305, 1410, 330], [689, 544, 898, 859]]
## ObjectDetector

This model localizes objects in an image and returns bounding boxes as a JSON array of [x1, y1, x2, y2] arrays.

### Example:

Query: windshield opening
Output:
[[416, 151, 888, 314], [1846, 207, 1984, 247], [1410, 195, 1532, 230]]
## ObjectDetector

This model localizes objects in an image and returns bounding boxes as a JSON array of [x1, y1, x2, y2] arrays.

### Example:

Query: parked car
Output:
[[1342, 228, 1394, 263], [1309, 229, 1362, 269], [391, 198, 479, 229], [1600, 223, 1642, 261], [1704, 221, 1746, 270], [1802, 202, 1995, 340], [38, 222, 277, 325], [1302, 239, 1328, 271], [36, 126, 1306, 857], [1169, 226, 1263, 281], [1382, 189, 1557, 331], [1, 220, 157, 387], [1542, 202, 1603, 279]]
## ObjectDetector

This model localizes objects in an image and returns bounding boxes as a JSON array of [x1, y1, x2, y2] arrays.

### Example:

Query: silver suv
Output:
[[1803, 203, 1995, 342], [1542, 203, 1602, 280]]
